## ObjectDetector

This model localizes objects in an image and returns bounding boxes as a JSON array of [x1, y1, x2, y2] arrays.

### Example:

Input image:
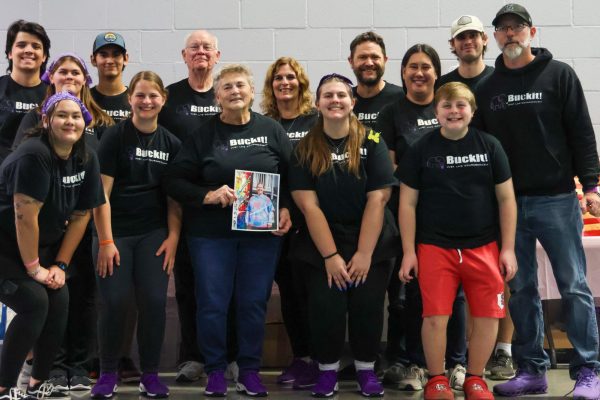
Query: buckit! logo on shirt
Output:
[[62, 171, 85, 188], [490, 92, 543, 111], [426, 156, 446, 170], [229, 136, 268, 149]]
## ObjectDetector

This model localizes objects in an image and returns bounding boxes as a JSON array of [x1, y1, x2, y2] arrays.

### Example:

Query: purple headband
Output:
[[316, 73, 354, 96], [42, 91, 93, 126], [41, 52, 93, 86]]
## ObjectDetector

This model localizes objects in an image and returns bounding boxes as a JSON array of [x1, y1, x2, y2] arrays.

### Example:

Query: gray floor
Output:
[[67, 366, 577, 399]]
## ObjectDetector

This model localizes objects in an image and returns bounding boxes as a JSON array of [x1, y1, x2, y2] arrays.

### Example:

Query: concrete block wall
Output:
[[1, 0, 599, 138]]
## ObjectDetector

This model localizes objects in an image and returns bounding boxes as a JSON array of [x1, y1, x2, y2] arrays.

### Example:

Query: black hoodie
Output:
[[473, 48, 599, 196]]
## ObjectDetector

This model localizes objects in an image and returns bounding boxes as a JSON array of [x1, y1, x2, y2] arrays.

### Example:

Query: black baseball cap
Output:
[[492, 3, 532, 27], [93, 32, 126, 54]]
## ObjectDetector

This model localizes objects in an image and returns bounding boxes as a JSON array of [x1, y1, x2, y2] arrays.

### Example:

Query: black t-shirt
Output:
[[91, 87, 131, 123], [158, 78, 220, 142], [278, 112, 318, 148], [352, 82, 404, 130], [98, 120, 181, 237], [163, 112, 292, 238], [0, 136, 104, 277], [13, 110, 103, 153], [0, 76, 47, 163], [377, 97, 440, 164], [399, 127, 511, 249], [436, 65, 494, 92]]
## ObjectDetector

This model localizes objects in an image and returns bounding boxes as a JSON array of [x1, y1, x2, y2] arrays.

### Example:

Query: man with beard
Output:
[[474, 4, 600, 398], [348, 31, 403, 130], [437, 15, 493, 92]]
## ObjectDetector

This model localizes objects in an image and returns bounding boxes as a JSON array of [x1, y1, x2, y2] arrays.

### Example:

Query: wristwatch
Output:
[[54, 261, 68, 271]]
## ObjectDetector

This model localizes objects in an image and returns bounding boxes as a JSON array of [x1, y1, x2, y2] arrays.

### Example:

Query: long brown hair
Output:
[[260, 57, 313, 119], [295, 76, 365, 177]]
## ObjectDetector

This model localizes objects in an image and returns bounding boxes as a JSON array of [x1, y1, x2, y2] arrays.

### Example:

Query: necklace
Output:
[[325, 134, 348, 154], [134, 126, 157, 149], [279, 116, 298, 134]]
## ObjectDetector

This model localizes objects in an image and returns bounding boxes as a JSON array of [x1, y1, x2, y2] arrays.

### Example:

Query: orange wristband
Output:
[[99, 240, 114, 247]]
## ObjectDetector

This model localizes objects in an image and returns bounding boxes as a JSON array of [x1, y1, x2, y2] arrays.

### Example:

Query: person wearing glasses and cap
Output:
[[289, 73, 398, 398], [0, 91, 104, 400], [90, 32, 131, 124], [473, 4, 600, 399]]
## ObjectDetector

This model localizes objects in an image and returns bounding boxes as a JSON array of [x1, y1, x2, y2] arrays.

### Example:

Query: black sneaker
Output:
[[0, 387, 33, 400], [69, 375, 92, 391], [47, 375, 69, 392], [26, 382, 70, 400]]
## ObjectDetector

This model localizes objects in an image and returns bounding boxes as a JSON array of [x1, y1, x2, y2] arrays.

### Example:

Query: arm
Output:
[[495, 179, 518, 281], [292, 190, 351, 289], [92, 174, 120, 278], [13, 193, 51, 285], [398, 183, 419, 283], [347, 188, 391, 285], [155, 197, 182, 275]]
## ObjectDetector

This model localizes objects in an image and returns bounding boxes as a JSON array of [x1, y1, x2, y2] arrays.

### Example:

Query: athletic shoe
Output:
[[292, 361, 319, 389], [311, 370, 338, 398], [91, 373, 118, 399], [488, 349, 515, 380], [236, 371, 267, 397], [399, 364, 427, 391], [204, 371, 227, 397], [47, 374, 69, 392], [492, 370, 547, 396], [447, 364, 466, 390], [0, 387, 33, 400], [175, 361, 205, 383], [463, 376, 493, 400], [18, 360, 33, 387], [139, 373, 169, 398], [383, 362, 407, 384], [277, 358, 309, 384], [424, 375, 454, 400], [224, 361, 239, 382], [356, 369, 384, 397], [118, 357, 141, 383], [573, 367, 600, 400], [69, 376, 92, 391], [26, 382, 69, 399]]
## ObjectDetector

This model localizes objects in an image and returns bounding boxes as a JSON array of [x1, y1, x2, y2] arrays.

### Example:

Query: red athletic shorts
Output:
[[417, 241, 506, 318]]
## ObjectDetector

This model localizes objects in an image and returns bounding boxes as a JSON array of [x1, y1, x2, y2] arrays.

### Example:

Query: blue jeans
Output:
[[510, 192, 599, 378], [188, 235, 282, 373]]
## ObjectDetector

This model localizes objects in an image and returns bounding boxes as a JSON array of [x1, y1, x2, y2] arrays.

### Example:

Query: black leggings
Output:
[[305, 259, 393, 364], [0, 279, 68, 387]]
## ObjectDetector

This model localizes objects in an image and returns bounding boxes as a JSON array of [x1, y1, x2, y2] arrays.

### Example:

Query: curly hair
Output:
[[260, 57, 313, 119]]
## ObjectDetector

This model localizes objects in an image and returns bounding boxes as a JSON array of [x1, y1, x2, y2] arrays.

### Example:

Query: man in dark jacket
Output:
[[474, 4, 600, 399]]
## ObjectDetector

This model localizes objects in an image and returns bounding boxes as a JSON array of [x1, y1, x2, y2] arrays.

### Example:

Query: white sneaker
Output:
[[448, 364, 466, 390], [224, 361, 239, 382], [398, 364, 427, 391], [17, 360, 33, 388], [175, 361, 205, 382]]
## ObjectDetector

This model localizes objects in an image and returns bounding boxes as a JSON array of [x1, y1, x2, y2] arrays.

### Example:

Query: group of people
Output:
[[0, 2, 598, 400]]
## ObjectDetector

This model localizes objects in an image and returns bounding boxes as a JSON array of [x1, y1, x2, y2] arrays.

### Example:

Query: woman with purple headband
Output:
[[0, 92, 104, 400], [288, 73, 398, 398]]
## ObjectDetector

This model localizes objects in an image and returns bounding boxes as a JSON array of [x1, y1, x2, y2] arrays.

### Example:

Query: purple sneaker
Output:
[[236, 371, 267, 397], [277, 358, 310, 384], [574, 367, 600, 400], [293, 361, 319, 389], [205, 371, 227, 397], [139, 373, 169, 398], [311, 370, 338, 398], [356, 370, 384, 397], [493, 370, 547, 396], [91, 373, 118, 399]]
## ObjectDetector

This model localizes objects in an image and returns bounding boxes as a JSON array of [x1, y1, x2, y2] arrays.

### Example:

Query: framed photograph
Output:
[[232, 170, 280, 232]]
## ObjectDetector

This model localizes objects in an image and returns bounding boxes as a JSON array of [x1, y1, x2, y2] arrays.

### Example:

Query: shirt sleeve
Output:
[[376, 103, 396, 154], [75, 151, 106, 210], [489, 135, 512, 184], [11, 153, 52, 202], [288, 150, 315, 192], [365, 134, 398, 192], [97, 125, 121, 177], [396, 142, 421, 190]]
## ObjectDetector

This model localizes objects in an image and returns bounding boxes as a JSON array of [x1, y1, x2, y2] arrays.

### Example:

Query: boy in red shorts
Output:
[[397, 82, 517, 400]]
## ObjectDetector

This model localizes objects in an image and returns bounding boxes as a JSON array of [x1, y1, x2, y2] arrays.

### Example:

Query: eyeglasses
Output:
[[495, 23, 529, 33], [317, 73, 353, 90], [186, 43, 216, 53]]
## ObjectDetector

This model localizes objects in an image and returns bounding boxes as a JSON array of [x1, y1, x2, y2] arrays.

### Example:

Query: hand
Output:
[[97, 243, 120, 278], [156, 234, 179, 275], [272, 208, 292, 236], [583, 192, 600, 217], [499, 248, 518, 282], [45, 266, 66, 289], [205, 185, 236, 207], [31, 266, 50, 285], [399, 252, 418, 283], [324, 254, 352, 290], [346, 251, 372, 286]]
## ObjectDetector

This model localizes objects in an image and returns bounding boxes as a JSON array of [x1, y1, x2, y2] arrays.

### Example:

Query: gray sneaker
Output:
[[69, 376, 92, 391], [224, 361, 239, 382], [447, 364, 466, 390], [489, 349, 516, 380], [175, 361, 205, 383], [399, 364, 427, 391], [18, 360, 33, 388], [47, 375, 69, 392], [383, 363, 407, 384]]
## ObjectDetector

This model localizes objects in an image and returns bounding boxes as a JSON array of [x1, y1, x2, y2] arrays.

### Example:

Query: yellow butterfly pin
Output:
[[367, 130, 380, 143]]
